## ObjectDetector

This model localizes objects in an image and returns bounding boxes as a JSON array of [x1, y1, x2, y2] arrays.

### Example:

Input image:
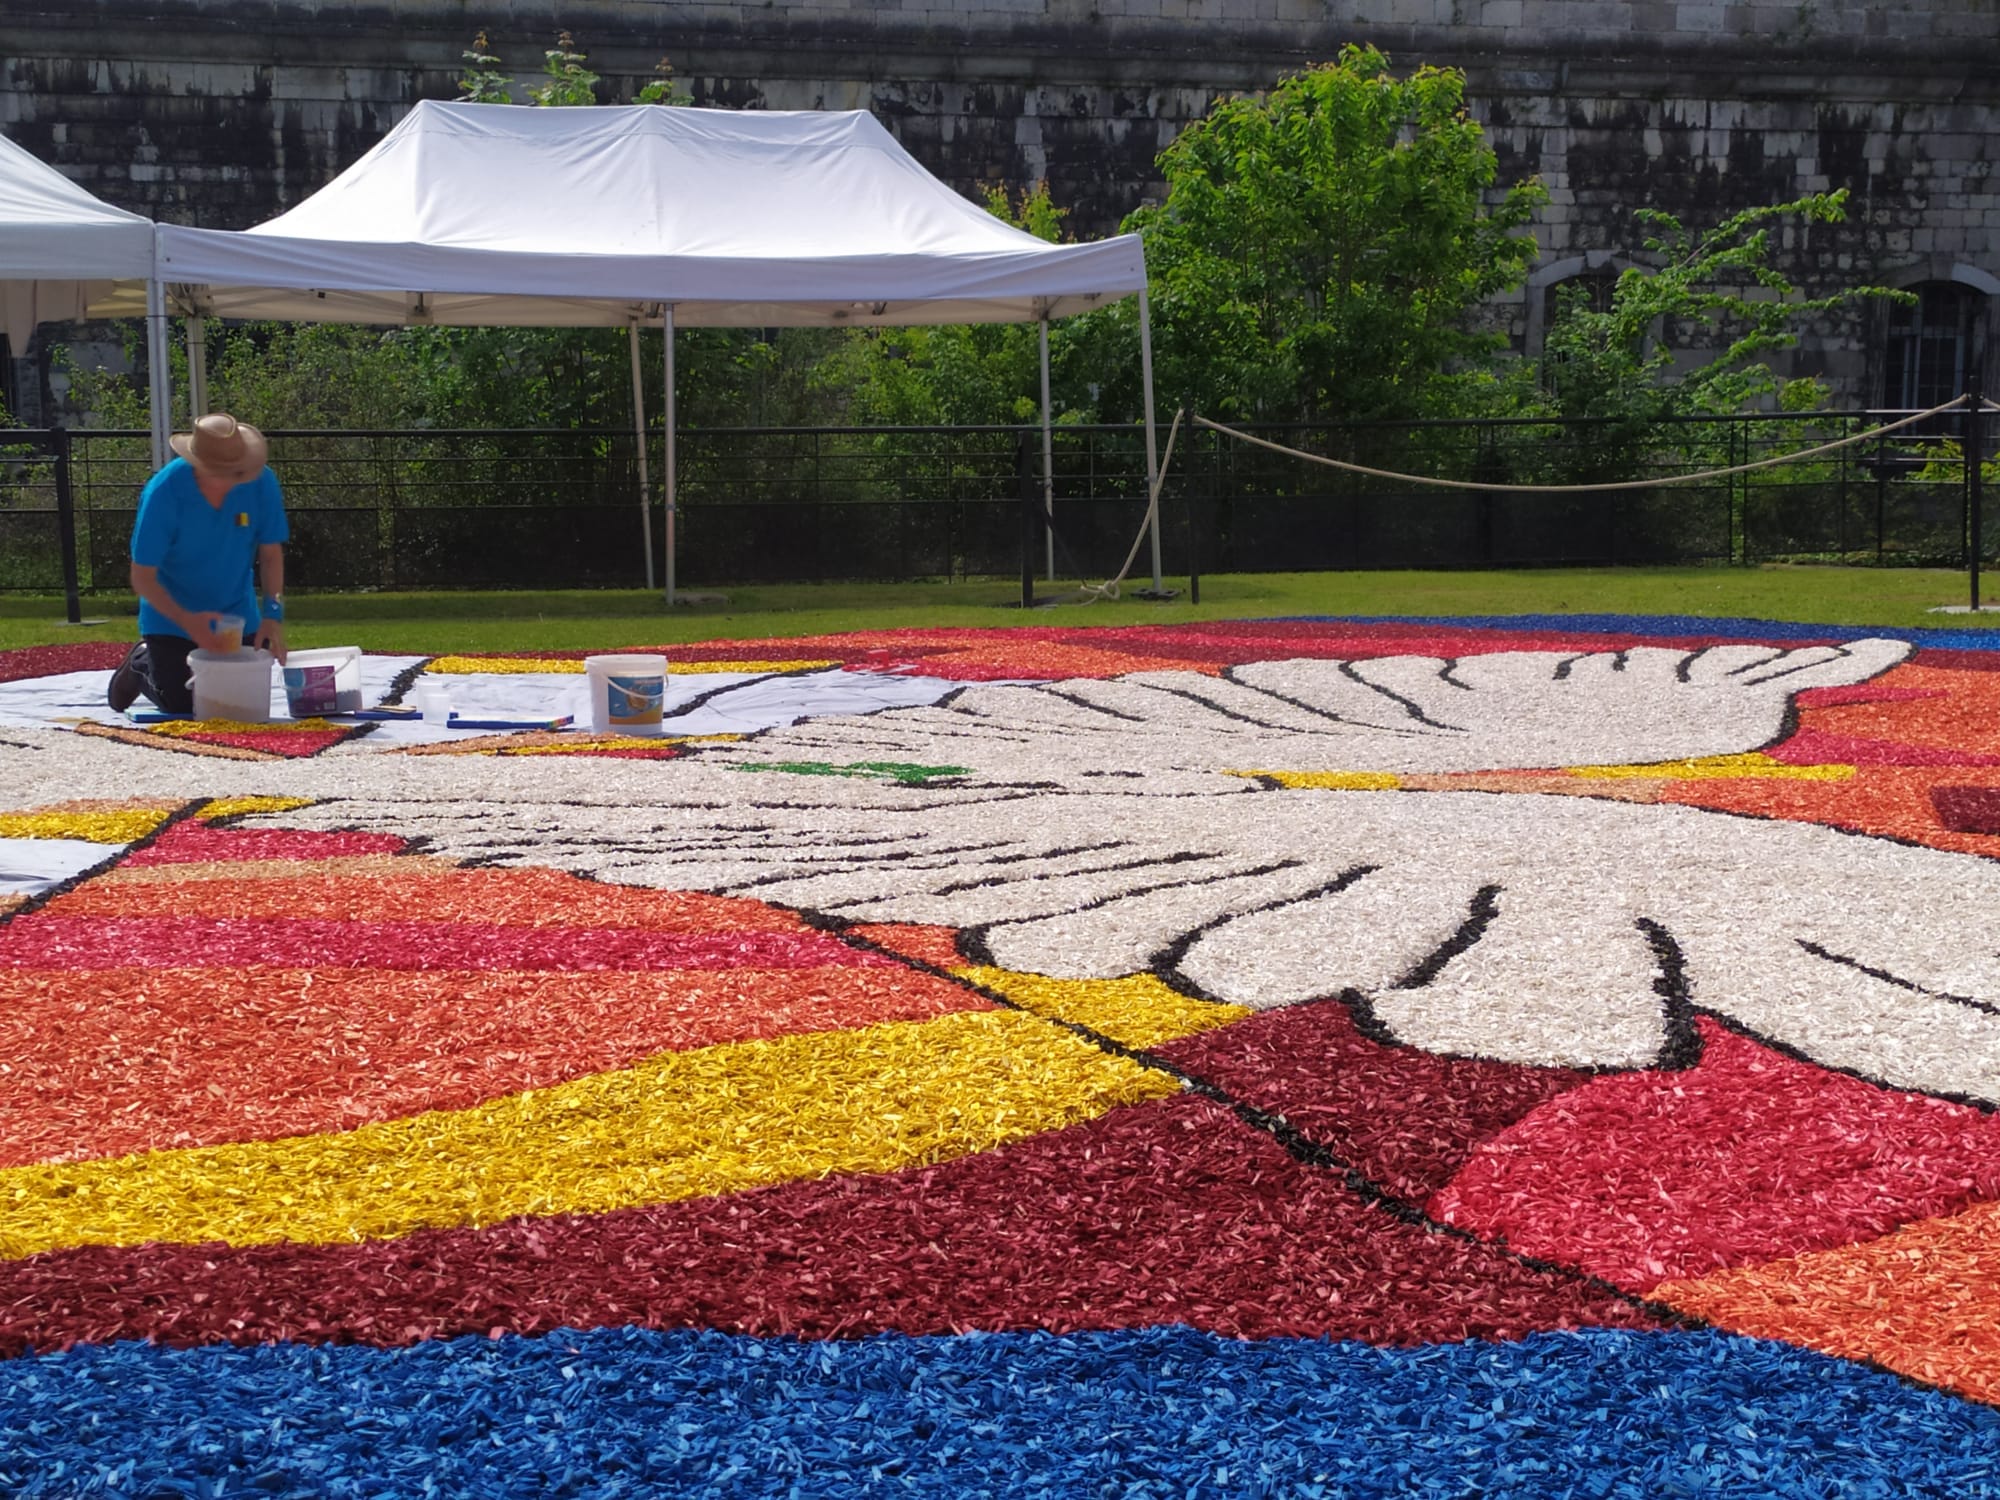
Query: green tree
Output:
[[1539, 191, 1892, 421], [59, 323, 436, 431], [833, 185, 1100, 427], [1127, 45, 1546, 422]]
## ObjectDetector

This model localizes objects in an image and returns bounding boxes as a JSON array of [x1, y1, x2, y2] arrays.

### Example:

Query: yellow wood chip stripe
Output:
[[424, 656, 838, 676], [493, 736, 735, 756], [0, 807, 179, 843], [197, 797, 316, 820], [1236, 754, 1853, 791], [0, 1009, 1178, 1258], [1567, 753, 1855, 782], [957, 967, 1252, 1052], [1229, 771, 1402, 792], [145, 719, 341, 738]]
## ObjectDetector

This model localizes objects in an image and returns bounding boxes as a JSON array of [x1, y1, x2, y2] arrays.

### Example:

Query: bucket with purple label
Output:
[[281, 647, 363, 719], [584, 654, 668, 735]]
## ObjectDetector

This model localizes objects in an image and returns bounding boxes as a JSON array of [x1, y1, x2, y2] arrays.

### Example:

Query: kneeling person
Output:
[[107, 413, 290, 716]]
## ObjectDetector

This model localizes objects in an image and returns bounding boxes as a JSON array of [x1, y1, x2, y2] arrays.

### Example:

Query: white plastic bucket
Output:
[[188, 647, 275, 723], [584, 653, 668, 735], [282, 646, 363, 718]]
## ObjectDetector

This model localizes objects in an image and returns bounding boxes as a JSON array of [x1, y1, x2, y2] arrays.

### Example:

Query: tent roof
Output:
[[133, 101, 1145, 328], [0, 131, 155, 346]]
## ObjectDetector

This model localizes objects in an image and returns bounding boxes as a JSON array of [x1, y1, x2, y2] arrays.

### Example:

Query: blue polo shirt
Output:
[[129, 458, 289, 640]]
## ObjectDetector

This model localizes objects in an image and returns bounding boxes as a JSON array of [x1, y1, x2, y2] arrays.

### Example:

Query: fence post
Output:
[[1970, 368, 1985, 611], [1724, 424, 1734, 564], [1875, 422, 1887, 565], [1017, 432, 1036, 609], [1474, 425, 1497, 564], [53, 427, 82, 625], [1836, 416, 1850, 557], [1731, 423, 1742, 565]]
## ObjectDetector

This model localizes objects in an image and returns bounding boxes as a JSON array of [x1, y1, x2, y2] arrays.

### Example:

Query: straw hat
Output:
[[170, 413, 268, 484]]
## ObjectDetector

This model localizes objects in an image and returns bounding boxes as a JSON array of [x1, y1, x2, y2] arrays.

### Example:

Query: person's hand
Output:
[[256, 618, 287, 665]]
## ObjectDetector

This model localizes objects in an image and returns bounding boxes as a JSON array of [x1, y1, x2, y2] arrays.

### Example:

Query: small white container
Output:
[[584, 653, 668, 735], [208, 613, 246, 654], [414, 681, 453, 726], [282, 646, 364, 718], [188, 647, 275, 723]]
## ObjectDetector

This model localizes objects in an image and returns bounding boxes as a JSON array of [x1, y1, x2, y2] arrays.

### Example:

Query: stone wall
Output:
[[6, 0, 2000, 413]]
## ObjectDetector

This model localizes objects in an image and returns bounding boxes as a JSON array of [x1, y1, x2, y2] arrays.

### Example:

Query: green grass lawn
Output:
[[5, 567, 1997, 654]]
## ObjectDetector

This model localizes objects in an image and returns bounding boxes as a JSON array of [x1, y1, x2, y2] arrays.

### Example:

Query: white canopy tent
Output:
[[0, 131, 171, 469], [99, 100, 1160, 599]]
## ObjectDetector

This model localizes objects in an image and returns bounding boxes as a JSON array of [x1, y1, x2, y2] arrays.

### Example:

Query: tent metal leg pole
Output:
[[54, 427, 82, 626], [186, 316, 207, 419], [1040, 318, 1055, 582], [629, 323, 655, 591], [663, 307, 677, 607], [1138, 283, 1163, 592], [144, 280, 170, 471]]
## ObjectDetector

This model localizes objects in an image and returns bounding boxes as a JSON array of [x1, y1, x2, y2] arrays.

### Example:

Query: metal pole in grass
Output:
[[186, 316, 208, 420], [629, 322, 655, 592], [1040, 316, 1055, 583], [663, 307, 677, 606], [1970, 363, 1985, 612], [1138, 284, 1163, 592], [1182, 408, 1200, 606], [144, 278, 171, 471]]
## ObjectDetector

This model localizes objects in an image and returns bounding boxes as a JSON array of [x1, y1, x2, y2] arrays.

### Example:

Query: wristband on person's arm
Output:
[[262, 595, 285, 622]]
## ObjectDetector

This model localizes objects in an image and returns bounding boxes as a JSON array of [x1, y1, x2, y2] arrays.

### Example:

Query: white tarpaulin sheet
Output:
[[125, 101, 1145, 328], [0, 658, 977, 749], [0, 132, 155, 347]]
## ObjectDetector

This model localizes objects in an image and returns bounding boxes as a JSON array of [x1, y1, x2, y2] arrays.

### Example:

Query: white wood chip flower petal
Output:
[[707, 639, 1914, 780], [198, 636, 2000, 1106]]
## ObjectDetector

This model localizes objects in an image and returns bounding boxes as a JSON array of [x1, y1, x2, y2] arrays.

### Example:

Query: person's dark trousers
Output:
[[133, 633, 200, 714]]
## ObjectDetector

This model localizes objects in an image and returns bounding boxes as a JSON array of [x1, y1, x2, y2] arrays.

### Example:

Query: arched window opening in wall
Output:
[[1538, 270, 1625, 398], [1543, 269, 1620, 330], [1522, 254, 1634, 366], [1883, 281, 1985, 411]]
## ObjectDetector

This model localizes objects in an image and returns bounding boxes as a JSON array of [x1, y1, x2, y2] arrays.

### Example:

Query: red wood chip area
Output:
[[126, 823, 412, 866], [1933, 784, 2000, 834], [0, 1095, 1664, 1355], [0, 964, 984, 1164], [0, 642, 129, 684], [1152, 996, 1590, 1204], [0, 915, 879, 972], [1431, 1018, 2000, 1292], [47, 865, 813, 930]]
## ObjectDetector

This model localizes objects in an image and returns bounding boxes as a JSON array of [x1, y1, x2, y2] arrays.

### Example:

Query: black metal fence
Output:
[[1, 411, 1991, 595]]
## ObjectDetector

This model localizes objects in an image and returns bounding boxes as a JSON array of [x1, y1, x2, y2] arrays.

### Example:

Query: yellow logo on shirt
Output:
[[236, 512, 249, 526]]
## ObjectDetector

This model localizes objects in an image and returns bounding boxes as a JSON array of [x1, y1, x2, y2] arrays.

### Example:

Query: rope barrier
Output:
[[1080, 405, 1187, 602], [1080, 394, 1976, 604], [1191, 396, 1970, 494]]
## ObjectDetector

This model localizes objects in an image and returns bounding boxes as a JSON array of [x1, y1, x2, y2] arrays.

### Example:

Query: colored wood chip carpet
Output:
[[2, 613, 1999, 1497]]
